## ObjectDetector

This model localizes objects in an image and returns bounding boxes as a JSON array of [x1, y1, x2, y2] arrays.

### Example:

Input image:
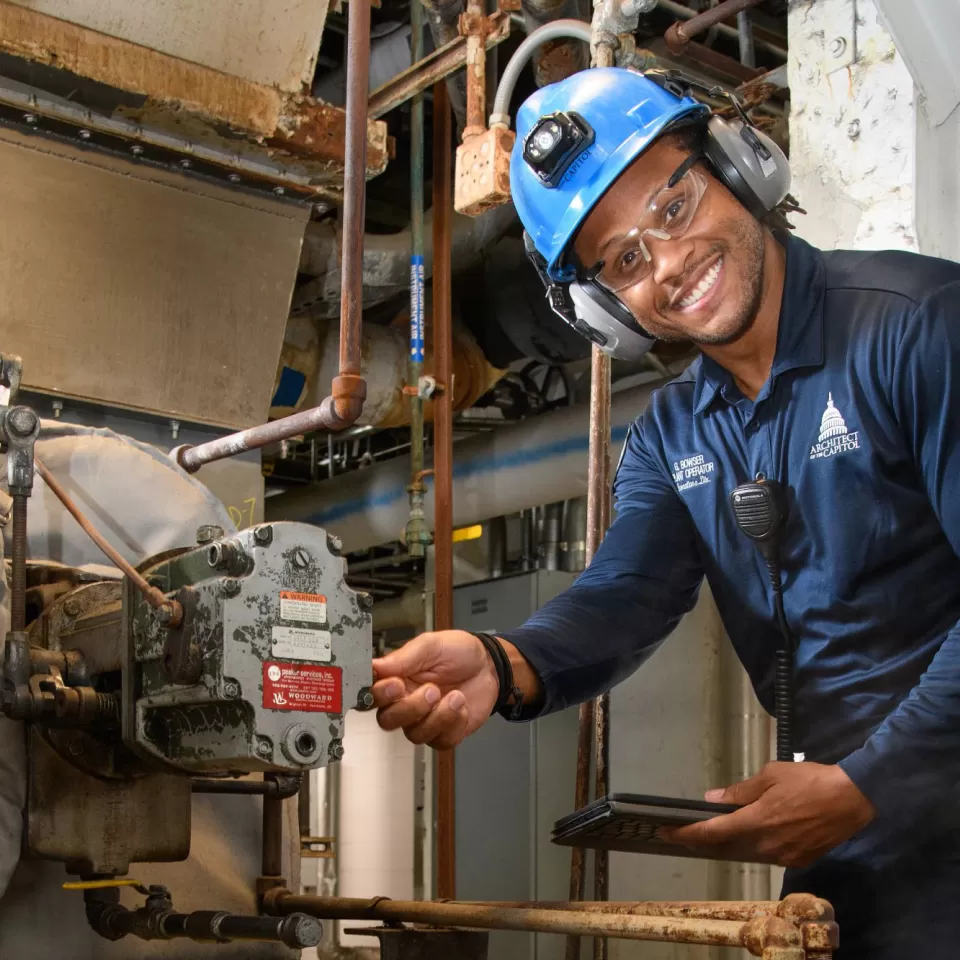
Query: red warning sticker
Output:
[[262, 662, 342, 713]]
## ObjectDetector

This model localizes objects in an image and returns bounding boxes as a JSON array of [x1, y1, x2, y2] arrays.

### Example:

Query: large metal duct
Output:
[[268, 382, 659, 553], [273, 315, 502, 427], [293, 204, 516, 318]]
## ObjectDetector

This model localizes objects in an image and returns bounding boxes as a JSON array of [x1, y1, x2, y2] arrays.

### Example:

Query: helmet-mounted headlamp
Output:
[[521, 111, 595, 188]]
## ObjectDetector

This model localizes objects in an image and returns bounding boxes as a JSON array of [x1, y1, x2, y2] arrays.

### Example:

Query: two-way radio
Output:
[[729, 475, 799, 763]]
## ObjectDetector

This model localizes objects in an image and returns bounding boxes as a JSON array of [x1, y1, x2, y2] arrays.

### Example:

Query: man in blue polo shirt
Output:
[[370, 68, 960, 957]]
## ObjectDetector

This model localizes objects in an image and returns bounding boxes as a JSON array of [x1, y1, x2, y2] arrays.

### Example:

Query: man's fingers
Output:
[[372, 633, 442, 681], [406, 691, 469, 748], [371, 677, 408, 709], [661, 806, 761, 848], [705, 767, 774, 806], [375, 683, 442, 732]]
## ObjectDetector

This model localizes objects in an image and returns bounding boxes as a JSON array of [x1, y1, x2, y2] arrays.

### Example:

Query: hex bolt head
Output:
[[224, 681, 241, 699], [23, 113, 37, 125], [196, 524, 225, 546], [6, 406, 38, 438], [328, 739, 345, 761], [273, 186, 286, 197], [78, 129, 92, 140], [221, 578, 242, 598], [293, 548, 311, 569], [63, 599, 81, 618], [256, 737, 273, 758], [326, 534, 342, 557], [228, 173, 242, 183], [357, 592, 374, 611], [130, 144, 144, 157], [253, 525, 273, 546], [357, 688, 375, 710], [179, 158, 193, 169]]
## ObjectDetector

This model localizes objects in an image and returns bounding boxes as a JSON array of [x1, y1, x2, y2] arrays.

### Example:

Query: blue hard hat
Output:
[[511, 68, 709, 281]]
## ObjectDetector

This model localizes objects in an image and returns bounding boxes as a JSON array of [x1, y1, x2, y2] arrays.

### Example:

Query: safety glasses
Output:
[[590, 155, 708, 294]]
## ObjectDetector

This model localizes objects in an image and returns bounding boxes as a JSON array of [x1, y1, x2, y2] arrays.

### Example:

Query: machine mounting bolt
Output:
[[63, 599, 81, 617], [829, 36, 847, 58], [179, 158, 193, 169], [196, 524, 224, 546], [326, 534, 342, 557], [78, 128, 92, 140], [221, 579, 242, 598], [253, 525, 273, 546], [6, 406, 38, 438], [51, 400, 63, 419], [130, 144, 144, 157], [23, 113, 37, 125], [293, 548, 311, 569], [256, 737, 273, 757], [224, 681, 241, 699], [273, 186, 286, 197], [328, 739, 344, 761], [357, 592, 374, 611], [228, 173, 242, 183], [357, 688, 375, 710]]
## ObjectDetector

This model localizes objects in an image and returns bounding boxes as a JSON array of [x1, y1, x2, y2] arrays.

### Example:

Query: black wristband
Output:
[[473, 632, 524, 722]]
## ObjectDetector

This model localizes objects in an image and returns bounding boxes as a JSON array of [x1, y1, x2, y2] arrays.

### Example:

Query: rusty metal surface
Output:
[[264, 893, 820, 956], [565, 695, 594, 960], [433, 78, 457, 901], [368, 11, 511, 120], [664, 0, 765, 56], [462, 0, 489, 139], [0, 1, 389, 179], [534, 37, 586, 86]]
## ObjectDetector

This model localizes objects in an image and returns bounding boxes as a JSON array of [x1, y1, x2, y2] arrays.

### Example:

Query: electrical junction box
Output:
[[454, 126, 516, 216]]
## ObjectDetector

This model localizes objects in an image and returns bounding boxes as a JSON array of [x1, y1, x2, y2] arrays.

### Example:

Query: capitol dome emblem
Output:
[[810, 393, 860, 461]]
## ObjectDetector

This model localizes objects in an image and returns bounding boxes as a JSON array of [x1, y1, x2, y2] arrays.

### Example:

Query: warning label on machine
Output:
[[271, 626, 332, 662], [279, 591, 327, 624], [263, 662, 342, 713]]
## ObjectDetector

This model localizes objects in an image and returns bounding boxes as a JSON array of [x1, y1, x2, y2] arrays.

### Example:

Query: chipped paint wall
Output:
[[788, 0, 917, 252]]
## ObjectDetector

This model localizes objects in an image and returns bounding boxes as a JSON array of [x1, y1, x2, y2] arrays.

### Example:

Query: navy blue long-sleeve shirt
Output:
[[502, 235, 960, 866]]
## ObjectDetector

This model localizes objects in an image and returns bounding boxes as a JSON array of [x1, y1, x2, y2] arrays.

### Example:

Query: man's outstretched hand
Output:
[[371, 630, 501, 750], [660, 761, 876, 868]]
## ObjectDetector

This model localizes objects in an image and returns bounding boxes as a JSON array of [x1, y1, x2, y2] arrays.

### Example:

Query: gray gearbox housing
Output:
[[125, 521, 372, 774]]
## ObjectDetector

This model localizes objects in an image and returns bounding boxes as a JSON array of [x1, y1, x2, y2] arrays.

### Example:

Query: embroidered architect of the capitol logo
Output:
[[810, 393, 860, 460]]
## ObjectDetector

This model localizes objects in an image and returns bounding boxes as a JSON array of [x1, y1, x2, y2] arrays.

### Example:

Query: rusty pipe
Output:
[[433, 78, 457, 901], [178, 0, 372, 475], [462, 0, 488, 138], [262, 893, 809, 956], [665, 0, 765, 56]]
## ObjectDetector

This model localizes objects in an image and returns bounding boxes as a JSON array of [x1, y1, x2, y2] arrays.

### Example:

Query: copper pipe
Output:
[[178, 0, 372, 476], [34, 456, 182, 625], [665, 0, 765, 56], [565, 697, 593, 960], [432, 78, 457, 901], [263, 893, 813, 956]]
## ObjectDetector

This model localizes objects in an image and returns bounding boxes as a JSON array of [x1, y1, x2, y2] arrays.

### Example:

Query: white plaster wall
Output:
[[788, 0, 917, 252]]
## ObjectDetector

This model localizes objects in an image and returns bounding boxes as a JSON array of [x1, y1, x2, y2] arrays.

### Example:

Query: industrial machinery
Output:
[[0, 354, 373, 949]]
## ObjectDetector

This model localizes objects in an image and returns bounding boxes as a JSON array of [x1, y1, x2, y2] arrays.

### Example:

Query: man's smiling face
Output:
[[573, 135, 767, 347]]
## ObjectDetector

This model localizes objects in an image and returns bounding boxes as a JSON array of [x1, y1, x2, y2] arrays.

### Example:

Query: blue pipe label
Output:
[[410, 255, 425, 363]]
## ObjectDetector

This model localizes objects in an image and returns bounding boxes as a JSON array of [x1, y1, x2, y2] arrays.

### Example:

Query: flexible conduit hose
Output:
[[490, 19, 593, 125]]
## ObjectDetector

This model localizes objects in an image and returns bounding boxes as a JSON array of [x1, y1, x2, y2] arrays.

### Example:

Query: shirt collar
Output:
[[692, 233, 826, 415]]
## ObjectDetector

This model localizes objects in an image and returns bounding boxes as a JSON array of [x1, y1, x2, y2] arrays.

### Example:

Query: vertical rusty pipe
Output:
[[9, 495, 27, 632], [339, 0, 373, 377], [567, 37, 616, 960], [463, 0, 488, 139], [262, 775, 285, 881], [433, 79, 457, 901]]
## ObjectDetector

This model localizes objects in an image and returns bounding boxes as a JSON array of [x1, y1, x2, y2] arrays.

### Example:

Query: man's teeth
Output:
[[679, 258, 723, 308]]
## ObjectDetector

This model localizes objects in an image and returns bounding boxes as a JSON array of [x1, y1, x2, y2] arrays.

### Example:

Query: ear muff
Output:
[[702, 115, 791, 219], [568, 279, 656, 362]]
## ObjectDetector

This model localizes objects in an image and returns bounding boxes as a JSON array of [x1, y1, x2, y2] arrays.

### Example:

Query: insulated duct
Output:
[[268, 382, 659, 553], [273, 315, 502, 427], [293, 204, 516, 318]]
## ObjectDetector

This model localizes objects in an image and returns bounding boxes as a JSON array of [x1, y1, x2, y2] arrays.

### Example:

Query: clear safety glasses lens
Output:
[[596, 167, 708, 294]]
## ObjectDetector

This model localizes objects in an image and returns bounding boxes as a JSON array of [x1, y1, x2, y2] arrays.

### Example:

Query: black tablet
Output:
[[552, 793, 747, 862]]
